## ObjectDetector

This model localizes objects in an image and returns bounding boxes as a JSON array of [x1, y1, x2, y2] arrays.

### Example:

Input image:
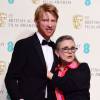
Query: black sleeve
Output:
[[51, 63, 91, 93], [5, 40, 26, 100]]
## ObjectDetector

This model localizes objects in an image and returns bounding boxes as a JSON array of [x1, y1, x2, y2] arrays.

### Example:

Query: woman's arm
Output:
[[47, 63, 91, 93]]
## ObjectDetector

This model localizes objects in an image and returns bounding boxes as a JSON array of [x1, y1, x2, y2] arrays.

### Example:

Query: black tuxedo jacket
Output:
[[5, 33, 58, 100]]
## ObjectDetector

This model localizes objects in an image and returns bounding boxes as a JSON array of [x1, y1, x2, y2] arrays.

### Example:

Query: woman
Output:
[[47, 35, 90, 100]]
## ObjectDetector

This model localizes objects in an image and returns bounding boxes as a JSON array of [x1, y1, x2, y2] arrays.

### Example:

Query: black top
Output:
[[50, 63, 91, 100]]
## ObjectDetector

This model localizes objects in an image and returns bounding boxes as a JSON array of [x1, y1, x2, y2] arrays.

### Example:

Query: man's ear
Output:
[[55, 50, 59, 57], [34, 20, 37, 26]]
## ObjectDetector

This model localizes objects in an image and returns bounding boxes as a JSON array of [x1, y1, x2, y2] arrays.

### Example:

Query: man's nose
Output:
[[48, 21, 52, 26]]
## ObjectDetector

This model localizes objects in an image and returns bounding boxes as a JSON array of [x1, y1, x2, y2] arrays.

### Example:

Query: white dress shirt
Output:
[[37, 32, 54, 71]]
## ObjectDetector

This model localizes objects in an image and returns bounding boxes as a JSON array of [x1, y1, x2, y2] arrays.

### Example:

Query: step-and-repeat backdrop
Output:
[[0, 0, 100, 100]]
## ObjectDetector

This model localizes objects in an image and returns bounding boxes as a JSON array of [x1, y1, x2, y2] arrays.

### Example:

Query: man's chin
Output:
[[46, 33, 53, 38]]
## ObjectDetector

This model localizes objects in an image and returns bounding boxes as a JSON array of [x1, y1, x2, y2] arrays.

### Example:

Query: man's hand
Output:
[[47, 71, 53, 80]]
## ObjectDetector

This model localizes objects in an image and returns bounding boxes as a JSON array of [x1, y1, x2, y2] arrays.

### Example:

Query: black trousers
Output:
[[44, 98, 48, 100]]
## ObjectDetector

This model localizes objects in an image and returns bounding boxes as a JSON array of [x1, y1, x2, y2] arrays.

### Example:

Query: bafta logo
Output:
[[0, 12, 7, 27], [73, 15, 83, 29], [0, 61, 6, 75], [32, 0, 40, 4]]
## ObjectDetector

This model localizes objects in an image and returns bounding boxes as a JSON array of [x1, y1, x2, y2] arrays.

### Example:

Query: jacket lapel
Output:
[[32, 33, 47, 70], [31, 33, 58, 72]]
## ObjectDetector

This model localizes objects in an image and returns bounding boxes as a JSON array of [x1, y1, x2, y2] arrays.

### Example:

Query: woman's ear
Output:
[[55, 50, 59, 57]]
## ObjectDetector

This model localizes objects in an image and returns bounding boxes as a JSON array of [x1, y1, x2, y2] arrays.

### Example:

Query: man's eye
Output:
[[42, 19, 48, 21]]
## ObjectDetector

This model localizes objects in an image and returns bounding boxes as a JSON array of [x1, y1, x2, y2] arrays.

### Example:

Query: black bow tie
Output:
[[42, 40, 53, 47]]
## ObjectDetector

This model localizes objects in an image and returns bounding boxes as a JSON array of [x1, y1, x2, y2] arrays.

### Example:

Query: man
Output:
[[5, 3, 59, 100]]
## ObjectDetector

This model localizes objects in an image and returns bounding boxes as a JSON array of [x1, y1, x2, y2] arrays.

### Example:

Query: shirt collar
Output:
[[36, 32, 51, 44]]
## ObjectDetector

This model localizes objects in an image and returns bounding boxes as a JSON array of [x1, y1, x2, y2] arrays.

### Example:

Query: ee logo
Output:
[[85, 0, 91, 6], [8, 0, 14, 4], [83, 43, 90, 54], [7, 41, 14, 52]]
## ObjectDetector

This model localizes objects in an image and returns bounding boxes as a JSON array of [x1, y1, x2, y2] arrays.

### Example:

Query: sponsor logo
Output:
[[8, 0, 14, 4], [73, 15, 83, 29], [32, 0, 40, 4], [0, 61, 6, 75], [84, 0, 91, 6], [0, 12, 7, 27]]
